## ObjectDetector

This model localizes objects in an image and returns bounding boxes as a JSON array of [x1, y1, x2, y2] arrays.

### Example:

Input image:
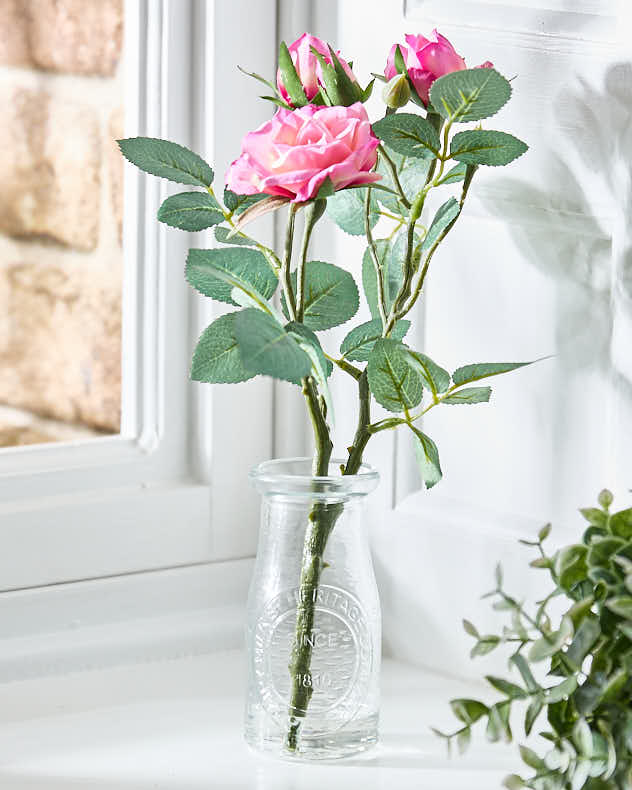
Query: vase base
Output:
[[245, 714, 379, 761]]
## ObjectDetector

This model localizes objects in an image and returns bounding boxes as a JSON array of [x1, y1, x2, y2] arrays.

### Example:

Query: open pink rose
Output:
[[225, 102, 380, 204], [277, 33, 356, 105], [385, 30, 493, 106]]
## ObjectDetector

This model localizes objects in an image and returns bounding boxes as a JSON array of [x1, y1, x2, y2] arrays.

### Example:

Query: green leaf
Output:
[[462, 619, 479, 638], [234, 309, 311, 384], [410, 424, 442, 489], [285, 323, 332, 378], [340, 319, 410, 362], [361, 234, 414, 319], [580, 507, 608, 528], [520, 745, 545, 770], [118, 137, 214, 187], [281, 260, 359, 330], [529, 616, 574, 662], [186, 247, 278, 306], [375, 152, 431, 211], [456, 726, 471, 755], [429, 68, 512, 123], [278, 41, 308, 107], [610, 508, 632, 538], [452, 361, 534, 386], [367, 338, 424, 412], [157, 191, 224, 231], [406, 351, 451, 397], [587, 537, 625, 567], [399, 160, 432, 201], [471, 635, 500, 658], [450, 698, 489, 725], [214, 227, 256, 247], [606, 596, 632, 619], [555, 544, 588, 590], [362, 239, 391, 319], [422, 197, 460, 252], [327, 187, 380, 236], [190, 312, 254, 384], [436, 162, 468, 185], [539, 523, 552, 541], [286, 322, 334, 420], [486, 676, 527, 699], [524, 697, 543, 736], [510, 654, 539, 693], [486, 702, 512, 743], [573, 719, 594, 757], [546, 675, 578, 703], [223, 189, 267, 214], [442, 386, 491, 405], [372, 113, 441, 158], [503, 775, 526, 790], [450, 130, 528, 167]]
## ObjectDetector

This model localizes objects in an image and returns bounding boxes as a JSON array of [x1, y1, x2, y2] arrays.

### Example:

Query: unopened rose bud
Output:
[[382, 72, 410, 108]]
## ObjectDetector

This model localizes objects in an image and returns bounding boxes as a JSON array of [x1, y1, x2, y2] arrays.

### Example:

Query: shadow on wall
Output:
[[479, 62, 632, 395]]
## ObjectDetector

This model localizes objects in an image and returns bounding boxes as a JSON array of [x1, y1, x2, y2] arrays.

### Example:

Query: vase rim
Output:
[[249, 456, 379, 498]]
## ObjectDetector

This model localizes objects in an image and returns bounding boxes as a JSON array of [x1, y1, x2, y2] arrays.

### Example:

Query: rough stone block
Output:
[[0, 87, 101, 251], [0, 0, 31, 66], [27, 0, 124, 76], [0, 260, 122, 432], [109, 107, 124, 244]]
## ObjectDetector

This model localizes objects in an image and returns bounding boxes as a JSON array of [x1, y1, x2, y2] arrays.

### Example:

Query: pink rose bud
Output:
[[277, 33, 357, 105], [226, 103, 381, 204], [385, 29, 488, 106]]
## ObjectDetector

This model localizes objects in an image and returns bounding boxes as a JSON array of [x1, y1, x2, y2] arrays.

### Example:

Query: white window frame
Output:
[[0, 0, 278, 592]]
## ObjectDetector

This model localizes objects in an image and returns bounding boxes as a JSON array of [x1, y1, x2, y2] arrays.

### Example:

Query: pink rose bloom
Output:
[[385, 30, 493, 106], [225, 102, 380, 204], [277, 33, 356, 105]]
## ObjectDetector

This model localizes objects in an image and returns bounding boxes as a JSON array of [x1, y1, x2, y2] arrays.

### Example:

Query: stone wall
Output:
[[0, 0, 124, 445]]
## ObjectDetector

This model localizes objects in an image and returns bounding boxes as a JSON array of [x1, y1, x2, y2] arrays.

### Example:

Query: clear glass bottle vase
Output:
[[245, 458, 381, 760]]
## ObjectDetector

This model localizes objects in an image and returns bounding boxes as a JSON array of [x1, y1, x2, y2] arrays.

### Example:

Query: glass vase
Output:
[[244, 457, 381, 760]]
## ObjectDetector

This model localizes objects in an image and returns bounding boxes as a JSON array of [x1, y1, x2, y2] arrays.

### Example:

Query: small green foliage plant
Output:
[[437, 489, 632, 790]]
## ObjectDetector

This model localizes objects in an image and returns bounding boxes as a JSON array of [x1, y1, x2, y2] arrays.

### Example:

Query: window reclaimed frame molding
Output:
[[0, 0, 277, 592]]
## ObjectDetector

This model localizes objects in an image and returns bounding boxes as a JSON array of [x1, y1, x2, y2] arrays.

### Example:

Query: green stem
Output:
[[286, 376, 336, 752], [282, 205, 298, 321], [343, 370, 371, 475], [378, 144, 410, 209], [296, 201, 325, 323], [365, 187, 388, 329]]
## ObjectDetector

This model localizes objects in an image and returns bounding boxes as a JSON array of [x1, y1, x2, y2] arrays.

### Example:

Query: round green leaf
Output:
[[450, 130, 528, 167], [340, 318, 410, 362], [234, 309, 311, 384], [372, 113, 441, 158], [327, 187, 380, 235], [429, 68, 512, 123], [158, 191, 224, 231], [367, 338, 424, 412], [186, 247, 278, 306], [190, 312, 253, 384], [282, 260, 359, 330]]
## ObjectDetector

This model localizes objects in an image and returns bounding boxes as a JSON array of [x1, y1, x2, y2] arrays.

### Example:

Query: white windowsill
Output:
[[0, 647, 520, 790]]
